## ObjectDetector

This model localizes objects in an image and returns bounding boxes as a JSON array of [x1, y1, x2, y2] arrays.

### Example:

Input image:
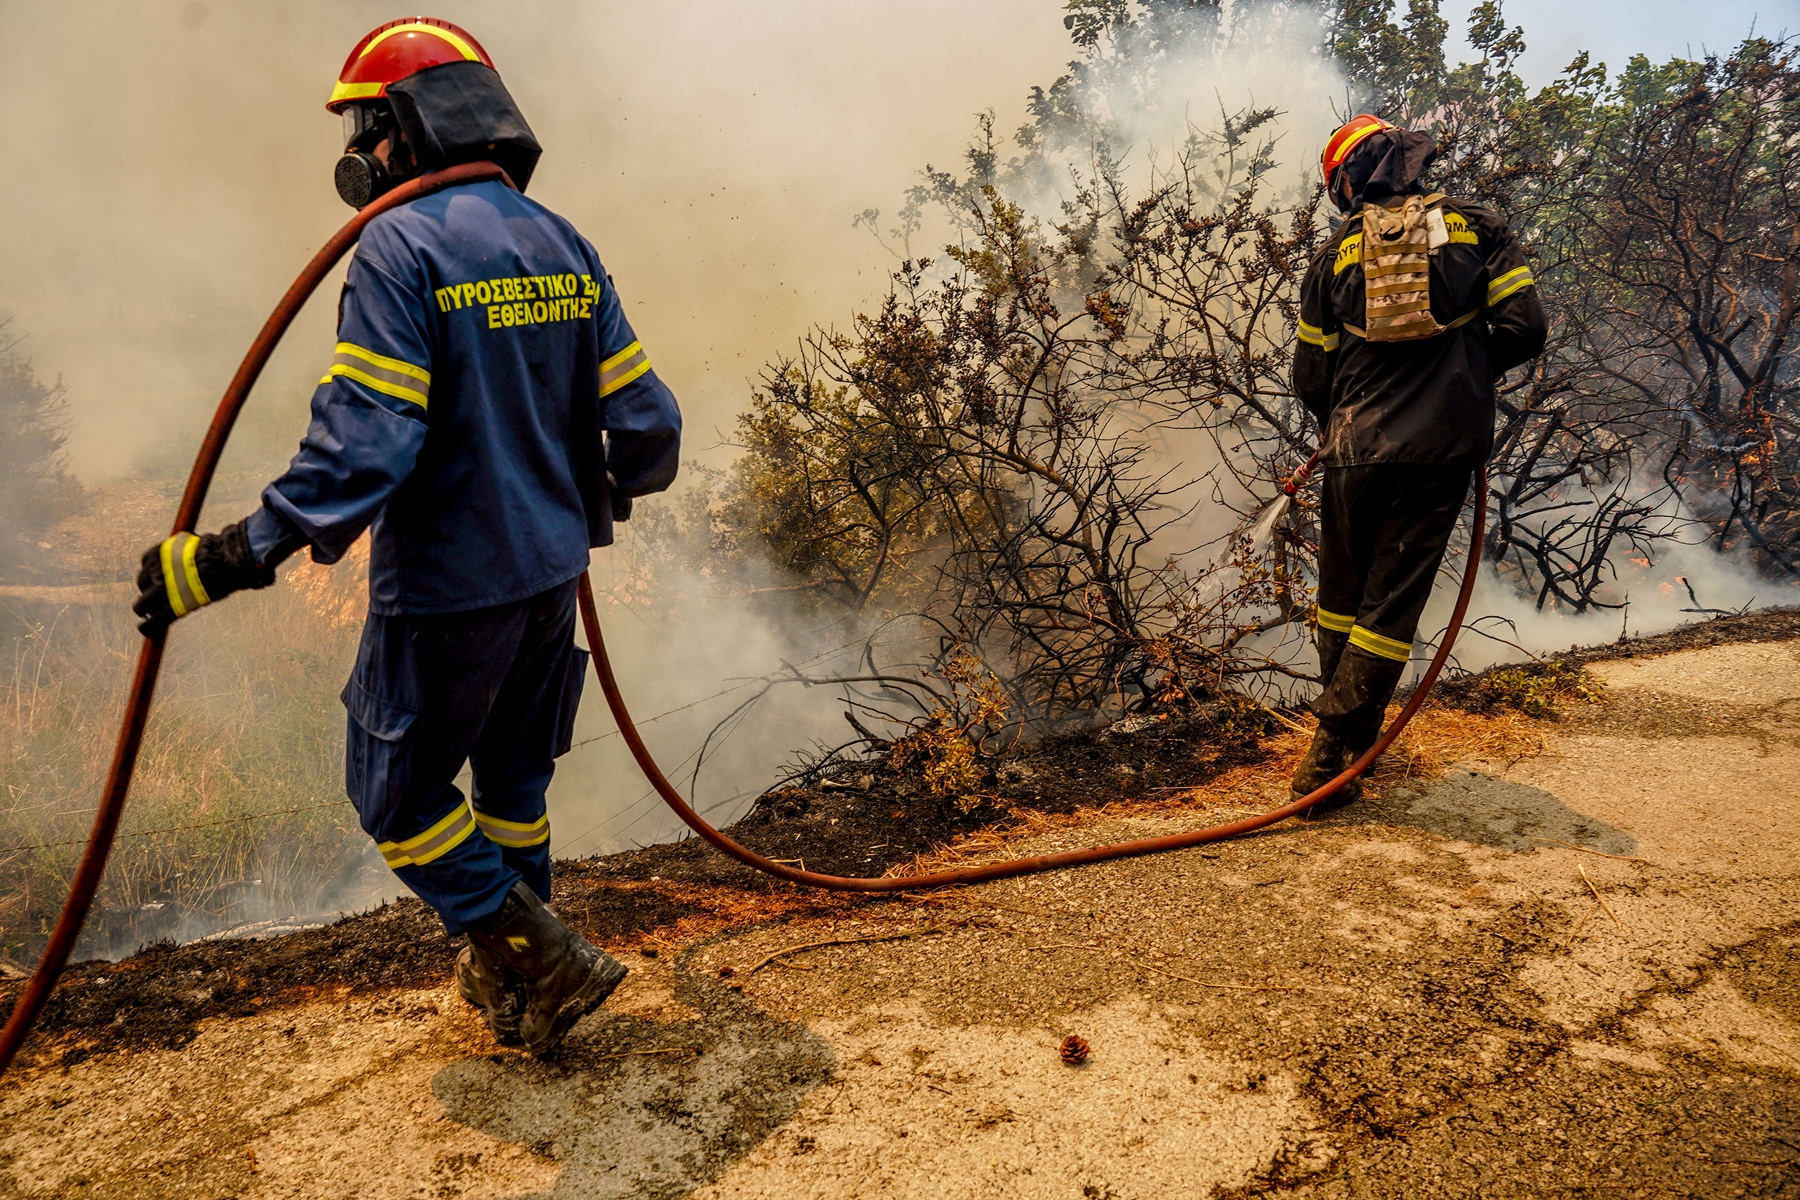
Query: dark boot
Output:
[[468, 882, 628, 1057], [455, 941, 525, 1047], [1290, 725, 1362, 811]]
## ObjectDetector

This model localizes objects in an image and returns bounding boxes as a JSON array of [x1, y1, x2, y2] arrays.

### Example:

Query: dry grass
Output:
[[0, 498, 376, 963]]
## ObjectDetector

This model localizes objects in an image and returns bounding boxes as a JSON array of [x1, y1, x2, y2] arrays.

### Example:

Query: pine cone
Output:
[[1059, 1035, 1090, 1066]]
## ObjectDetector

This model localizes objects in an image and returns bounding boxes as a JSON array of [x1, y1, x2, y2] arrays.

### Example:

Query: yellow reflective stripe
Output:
[[161, 535, 188, 617], [473, 810, 550, 849], [328, 79, 385, 106], [600, 340, 642, 374], [336, 342, 431, 384], [1349, 625, 1412, 662], [160, 536, 182, 616], [1316, 607, 1355, 634], [378, 804, 477, 869], [599, 340, 652, 398], [1487, 266, 1535, 306], [360, 22, 482, 63], [181, 534, 209, 609], [327, 344, 432, 408], [602, 358, 652, 398], [1299, 321, 1342, 353], [326, 365, 430, 408], [159, 533, 210, 618]]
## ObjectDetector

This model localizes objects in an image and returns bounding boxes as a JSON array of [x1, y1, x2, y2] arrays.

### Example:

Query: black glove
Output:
[[133, 519, 277, 637]]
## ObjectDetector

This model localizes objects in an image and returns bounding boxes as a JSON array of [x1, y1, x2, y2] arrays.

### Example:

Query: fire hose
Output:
[[0, 162, 1487, 1075]]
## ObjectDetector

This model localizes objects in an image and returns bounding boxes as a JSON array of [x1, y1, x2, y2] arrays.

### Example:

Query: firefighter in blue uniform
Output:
[[132, 19, 681, 1057]]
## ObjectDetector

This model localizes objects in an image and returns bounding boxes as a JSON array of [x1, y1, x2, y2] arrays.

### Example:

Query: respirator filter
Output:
[[334, 152, 389, 209]]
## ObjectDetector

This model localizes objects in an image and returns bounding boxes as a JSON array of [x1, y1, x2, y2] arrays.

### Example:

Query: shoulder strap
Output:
[[1347, 192, 1445, 219]]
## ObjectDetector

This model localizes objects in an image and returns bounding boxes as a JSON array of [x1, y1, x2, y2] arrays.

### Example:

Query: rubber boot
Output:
[[1289, 725, 1362, 812], [455, 941, 525, 1047], [468, 881, 628, 1057]]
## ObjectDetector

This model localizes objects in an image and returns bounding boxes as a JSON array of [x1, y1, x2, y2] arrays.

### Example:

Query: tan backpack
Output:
[[1347, 193, 1479, 343]]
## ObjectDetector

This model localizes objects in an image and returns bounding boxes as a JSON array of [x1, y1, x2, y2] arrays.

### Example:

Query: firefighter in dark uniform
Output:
[[1290, 115, 1546, 808], [132, 19, 682, 1056]]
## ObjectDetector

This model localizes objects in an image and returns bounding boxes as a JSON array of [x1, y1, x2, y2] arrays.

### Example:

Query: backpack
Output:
[[1347, 193, 1480, 343]]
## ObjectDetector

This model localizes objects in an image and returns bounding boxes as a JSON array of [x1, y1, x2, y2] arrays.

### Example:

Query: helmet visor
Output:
[[341, 102, 393, 152]]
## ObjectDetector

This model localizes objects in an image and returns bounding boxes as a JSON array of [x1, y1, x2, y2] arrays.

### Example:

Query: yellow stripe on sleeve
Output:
[[1298, 321, 1340, 352], [1486, 266, 1535, 306], [322, 343, 432, 409], [335, 342, 432, 384], [160, 536, 187, 618], [325, 364, 431, 408], [599, 340, 653, 398]]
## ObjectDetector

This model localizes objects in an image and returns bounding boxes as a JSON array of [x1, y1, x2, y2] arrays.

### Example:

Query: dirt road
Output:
[[3, 632, 1798, 1198]]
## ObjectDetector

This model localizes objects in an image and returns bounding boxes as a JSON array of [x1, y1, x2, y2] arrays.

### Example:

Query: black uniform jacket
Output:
[[1294, 196, 1548, 466]]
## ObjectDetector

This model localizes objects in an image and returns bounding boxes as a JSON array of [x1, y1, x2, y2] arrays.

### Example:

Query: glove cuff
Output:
[[216, 520, 278, 589], [157, 532, 213, 618], [202, 520, 278, 593]]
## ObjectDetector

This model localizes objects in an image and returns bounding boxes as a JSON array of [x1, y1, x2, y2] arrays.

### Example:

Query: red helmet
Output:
[[1321, 114, 1395, 189], [327, 18, 495, 113]]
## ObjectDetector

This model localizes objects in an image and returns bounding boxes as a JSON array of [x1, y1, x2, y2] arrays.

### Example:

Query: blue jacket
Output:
[[245, 179, 681, 615]]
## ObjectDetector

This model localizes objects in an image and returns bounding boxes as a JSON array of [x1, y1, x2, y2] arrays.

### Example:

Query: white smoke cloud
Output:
[[0, 0, 1076, 488], [0, 1, 1082, 887], [1417, 485, 1792, 680]]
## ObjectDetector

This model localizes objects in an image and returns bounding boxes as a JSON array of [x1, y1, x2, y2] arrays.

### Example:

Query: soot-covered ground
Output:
[[1, 684, 1280, 1057], [7, 606, 1793, 1064]]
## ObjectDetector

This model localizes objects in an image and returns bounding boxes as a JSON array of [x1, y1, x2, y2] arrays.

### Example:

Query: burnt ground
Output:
[[1, 690, 1277, 1055], [3, 610, 1799, 1198]]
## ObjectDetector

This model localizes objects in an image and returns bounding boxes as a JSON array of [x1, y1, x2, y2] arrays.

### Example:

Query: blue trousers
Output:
[[342, 576, 588, 933]]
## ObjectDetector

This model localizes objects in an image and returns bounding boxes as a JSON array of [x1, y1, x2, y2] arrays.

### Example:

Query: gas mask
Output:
[[330, 65, 543, 208], [334, 101, 411, 209]]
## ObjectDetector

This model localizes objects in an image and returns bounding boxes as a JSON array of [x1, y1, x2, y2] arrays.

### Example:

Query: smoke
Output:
[[0, 2, 1079, 922], [1417, 486, 1794, 681], [0, 1, 1075, 486]]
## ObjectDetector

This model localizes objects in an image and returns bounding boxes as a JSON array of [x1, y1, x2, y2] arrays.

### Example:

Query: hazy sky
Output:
[[0, 0, 1785, 497], [0, 1, 1074, 496]]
